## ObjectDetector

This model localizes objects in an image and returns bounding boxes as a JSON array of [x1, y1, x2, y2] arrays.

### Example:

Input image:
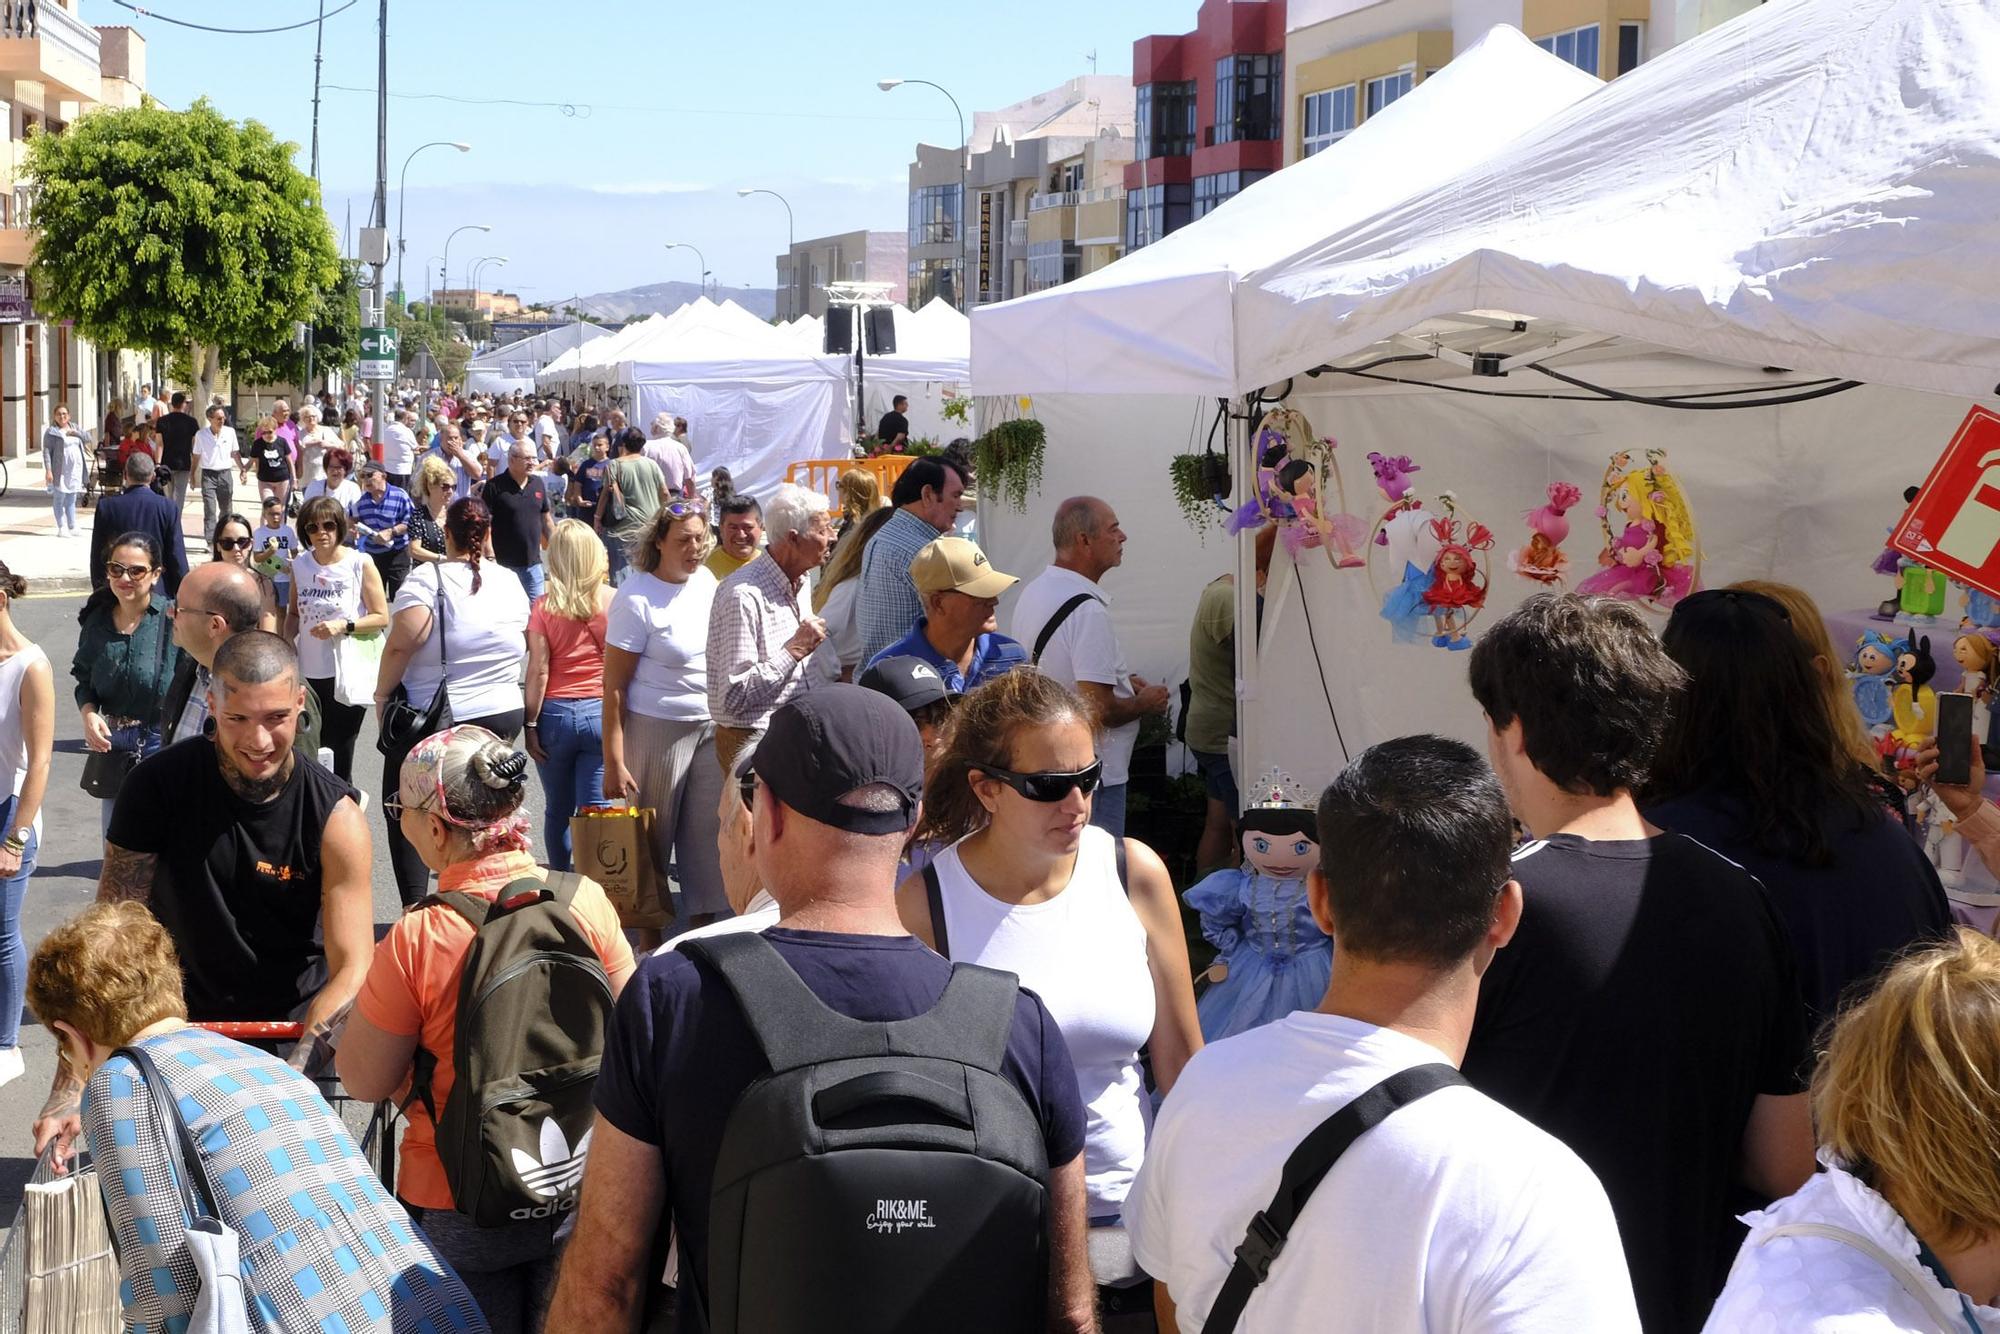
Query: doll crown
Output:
[[1248, 767, 1314, 811]]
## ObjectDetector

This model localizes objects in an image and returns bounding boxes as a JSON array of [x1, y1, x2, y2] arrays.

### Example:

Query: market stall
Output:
[[463, 320, 609, 395]]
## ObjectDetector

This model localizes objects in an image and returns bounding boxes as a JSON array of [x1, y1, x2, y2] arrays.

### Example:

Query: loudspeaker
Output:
[[863, 306, 897, 356], [823, 308, 853, 355]]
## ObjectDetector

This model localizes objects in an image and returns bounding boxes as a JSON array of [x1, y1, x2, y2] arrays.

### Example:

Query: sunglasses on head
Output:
[[664, 499, 707, 520], [105, 561, 154, 580], [978, 760, 1103, 802], [215, 536, 252, 551]]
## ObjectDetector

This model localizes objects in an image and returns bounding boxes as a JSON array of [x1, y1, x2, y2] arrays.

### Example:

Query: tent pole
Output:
[[1231, 392, 1257, 814]]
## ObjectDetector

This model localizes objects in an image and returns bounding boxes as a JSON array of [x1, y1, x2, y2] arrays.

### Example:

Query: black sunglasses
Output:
[[214, 536, 252, 551], [977, 760, 1103, 803], [737, 770, 757, 810]]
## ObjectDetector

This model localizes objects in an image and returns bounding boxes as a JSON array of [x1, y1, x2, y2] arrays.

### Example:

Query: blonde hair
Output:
[[836, 467, 882, 524], [1613, 464, 1695, 568], [542, 518, 607, 621], [417, 455, 455, 500], [1814, 929, 2000, 1249], [1729, 579, 1882, 774], [27, 903, 187, 1047], [814, 505, 895, 613]]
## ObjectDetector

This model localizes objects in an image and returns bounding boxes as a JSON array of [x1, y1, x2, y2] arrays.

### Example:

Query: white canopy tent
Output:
[[972, 0, 2000, 801], [463, 320, 609, 394], [861, 299, 971, 444]]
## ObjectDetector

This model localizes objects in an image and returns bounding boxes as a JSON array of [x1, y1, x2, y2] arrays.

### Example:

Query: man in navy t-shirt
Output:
[[549, 686, 1093, 1333]]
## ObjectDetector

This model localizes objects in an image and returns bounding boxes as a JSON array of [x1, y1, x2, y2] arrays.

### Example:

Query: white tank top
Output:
[[930, 826, 1156, 1217], [0, 644, 47, 832], [290, 549, 365, 680]]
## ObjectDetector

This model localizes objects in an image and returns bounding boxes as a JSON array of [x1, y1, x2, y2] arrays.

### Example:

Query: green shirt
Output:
[[605, 455, 666, 544], [1184, 575, 1236, 754], [72, 593, 180, 723]]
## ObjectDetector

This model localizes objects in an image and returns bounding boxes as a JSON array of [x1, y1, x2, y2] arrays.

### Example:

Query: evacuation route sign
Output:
[[1892, 406, 2000, 600], [356, 326, 398, 380]]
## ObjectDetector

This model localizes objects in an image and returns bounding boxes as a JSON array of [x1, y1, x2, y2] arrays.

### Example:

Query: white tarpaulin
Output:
[[970, 27, 1602, 397], [863, 299, 972, 444], [464, 321, 609, 394]]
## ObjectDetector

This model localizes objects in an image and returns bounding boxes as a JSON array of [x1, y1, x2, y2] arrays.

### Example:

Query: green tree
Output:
[[25, 97, 340, 401], [230, 259, 361, 389]]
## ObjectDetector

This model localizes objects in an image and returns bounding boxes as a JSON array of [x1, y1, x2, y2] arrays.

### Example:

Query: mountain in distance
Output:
[[574, 280, 777, 324]]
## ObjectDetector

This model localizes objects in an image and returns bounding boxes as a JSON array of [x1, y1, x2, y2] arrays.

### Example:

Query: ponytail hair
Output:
[[445, 496, 492, 593]]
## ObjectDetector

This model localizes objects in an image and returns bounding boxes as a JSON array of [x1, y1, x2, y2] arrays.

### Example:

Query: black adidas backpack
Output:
[[413, 872, 615, 1227], [680, 931, 1051, 1334]]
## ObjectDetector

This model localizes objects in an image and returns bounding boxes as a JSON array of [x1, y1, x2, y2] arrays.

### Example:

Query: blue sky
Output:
[[80, 0, 1177, 300]]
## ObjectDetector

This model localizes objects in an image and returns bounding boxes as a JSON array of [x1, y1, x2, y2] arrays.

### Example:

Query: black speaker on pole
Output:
[[863, 306, 897, 356], [823, 307, 853, 355]]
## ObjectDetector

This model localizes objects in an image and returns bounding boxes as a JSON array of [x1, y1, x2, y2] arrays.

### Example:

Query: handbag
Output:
[[79, 606, 170, 800], [333, 630, 384, 709], [606, 462, 629, 524], [115, 1043, 252, 1334], [376, 566, 454, 760]]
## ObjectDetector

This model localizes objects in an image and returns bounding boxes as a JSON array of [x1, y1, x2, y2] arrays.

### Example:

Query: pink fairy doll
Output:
[[1369, 452, 1423, 546], [1422, 516, 1494, 651], [1511, 481, 1583, 584]]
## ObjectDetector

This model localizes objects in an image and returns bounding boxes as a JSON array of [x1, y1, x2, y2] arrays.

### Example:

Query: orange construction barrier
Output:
[[785, 453, 915, 504]]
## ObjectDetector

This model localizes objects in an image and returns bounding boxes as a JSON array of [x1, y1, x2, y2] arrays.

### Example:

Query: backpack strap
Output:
[[922, 862, 952, 957], [1115, 836, 1129, 894], [1032, 592, 1100, 665], [1199, 1063, 1466, 1334], [681, 932, 1017, 1076], [402, 876, 548, 1123]]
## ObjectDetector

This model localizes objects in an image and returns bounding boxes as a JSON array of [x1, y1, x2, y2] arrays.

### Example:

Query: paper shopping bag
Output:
[[571, 804, 669, 930]]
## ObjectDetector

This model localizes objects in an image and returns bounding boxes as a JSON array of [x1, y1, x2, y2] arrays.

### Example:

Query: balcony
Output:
[[0, 2, 101, 103], [1028, 189, 1080, 214], [0, 182, 34, 267]]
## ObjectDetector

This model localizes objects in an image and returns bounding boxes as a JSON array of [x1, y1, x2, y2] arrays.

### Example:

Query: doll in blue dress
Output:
[[1184, 771, 1332, 1041]]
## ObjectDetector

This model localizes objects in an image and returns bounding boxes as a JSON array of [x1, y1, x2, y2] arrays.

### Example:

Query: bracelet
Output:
[[523, 721, 539, 729]]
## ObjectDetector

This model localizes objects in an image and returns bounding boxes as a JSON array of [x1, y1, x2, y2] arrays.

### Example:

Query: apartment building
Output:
[[1125, 0, 1289, 252], [432, 288, 523, 318], [1024, 135, 1134, 293], [904, 74, 1135, 308], [1284, 0, 1765, 164], [776, 230, 907, 319], [0, 6, 147, 460]]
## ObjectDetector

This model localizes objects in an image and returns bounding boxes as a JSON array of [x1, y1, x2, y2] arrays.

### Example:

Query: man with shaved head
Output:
[[160, 562, 321, 754]]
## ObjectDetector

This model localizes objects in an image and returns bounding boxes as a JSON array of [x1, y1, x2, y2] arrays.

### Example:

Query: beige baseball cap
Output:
[[910, 536, 1017, 599]]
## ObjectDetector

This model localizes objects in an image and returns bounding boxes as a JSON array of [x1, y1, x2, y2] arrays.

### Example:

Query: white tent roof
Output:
[[463, 320, 608, 391], [971, 27, 1602, 397], [1240, 0, 2000, 401], [624, 301, 848, 386], [869, 298, 970, 382]]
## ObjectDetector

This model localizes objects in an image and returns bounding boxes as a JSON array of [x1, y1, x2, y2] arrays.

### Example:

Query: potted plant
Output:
[[973, 417, 1046, 512], [1168, 450, 1231, 536]]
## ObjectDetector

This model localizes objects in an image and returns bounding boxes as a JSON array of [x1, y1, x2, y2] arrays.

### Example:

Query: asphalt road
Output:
[[0, 589, 547, 1238]]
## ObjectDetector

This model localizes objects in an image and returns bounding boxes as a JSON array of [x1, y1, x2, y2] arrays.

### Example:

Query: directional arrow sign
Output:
[[359, 326, 398, 361]]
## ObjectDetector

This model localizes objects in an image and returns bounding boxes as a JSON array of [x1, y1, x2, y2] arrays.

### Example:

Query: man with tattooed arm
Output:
[[32, 631, 373, 1166]]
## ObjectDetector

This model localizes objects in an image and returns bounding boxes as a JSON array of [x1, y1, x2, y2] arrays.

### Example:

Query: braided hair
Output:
[[445, 496, 492, 593]]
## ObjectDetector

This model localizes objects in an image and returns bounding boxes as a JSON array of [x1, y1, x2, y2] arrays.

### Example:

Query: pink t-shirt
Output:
[[529, 599, 608, 699]]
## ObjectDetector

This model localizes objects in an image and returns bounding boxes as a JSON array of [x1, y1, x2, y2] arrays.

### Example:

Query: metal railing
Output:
[[0, 2, 100, 66], [1028, 189, 1080, 214], [9, 182, 35, 229]]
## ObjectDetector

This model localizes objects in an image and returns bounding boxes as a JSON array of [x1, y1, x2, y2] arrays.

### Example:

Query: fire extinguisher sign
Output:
[[1891, 407, 2000, 601]]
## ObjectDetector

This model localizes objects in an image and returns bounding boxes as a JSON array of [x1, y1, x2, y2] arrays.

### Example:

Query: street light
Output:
[[395, 140, 471, 304], [737, 187, 796, 318], [664, 242, 707, 297], [468, 253, 508, 296], [880, 77, 967, 311], [441, 223, 491, 313]]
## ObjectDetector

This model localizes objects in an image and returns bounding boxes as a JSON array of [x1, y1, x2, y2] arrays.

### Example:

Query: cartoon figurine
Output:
[[1574, 448, 1697, 608], [1955, 633, 1998, 745], [1886, 635, 1939, 769], [1368, 452, 1422, 546], [1850, 630, 1902, 734], [1918, 790, 1971, 890], [1961, 581, 2000, 632], [1510, 481, 1584, 585], [1899, 561, 1951, 622], [1874, 486, 1921, 620], [1377, 488, 1445, 645], [1226, 431, 1301, 536], [1228, 409, 1365, 569], [1183, 770, 1331, 1042], [1421, 511, 1494, 651]]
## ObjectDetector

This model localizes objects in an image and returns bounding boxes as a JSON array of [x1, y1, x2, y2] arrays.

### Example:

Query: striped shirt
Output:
[[706, 552, 815, 728], [857, 506, 948, 664], [349, 485, 416, 552]]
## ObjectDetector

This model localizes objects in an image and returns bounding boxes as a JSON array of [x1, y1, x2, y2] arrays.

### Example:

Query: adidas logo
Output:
[[511, 1117, 591, 1201]]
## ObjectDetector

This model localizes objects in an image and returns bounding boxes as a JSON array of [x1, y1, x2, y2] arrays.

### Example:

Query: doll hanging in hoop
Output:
[[1420, 501, 1495, 651]]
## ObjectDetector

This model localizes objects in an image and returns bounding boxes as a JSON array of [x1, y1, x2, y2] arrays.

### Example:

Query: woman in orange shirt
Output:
[[524, 520, 613, 870], [338, 725, 635, 1334]]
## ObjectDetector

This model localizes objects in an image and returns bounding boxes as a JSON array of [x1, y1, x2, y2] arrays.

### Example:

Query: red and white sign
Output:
[[1892, 407, 2000, 600]]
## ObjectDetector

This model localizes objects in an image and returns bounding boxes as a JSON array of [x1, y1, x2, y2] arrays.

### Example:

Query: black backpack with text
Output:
[[680, 931, 1051, 1333]]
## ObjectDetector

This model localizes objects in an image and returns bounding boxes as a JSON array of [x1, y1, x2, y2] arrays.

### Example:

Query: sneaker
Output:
[[0, 1045, 24, 1088]]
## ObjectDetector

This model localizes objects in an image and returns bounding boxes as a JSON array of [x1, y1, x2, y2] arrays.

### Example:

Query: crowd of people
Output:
[[4, 380, 2000, 1334]]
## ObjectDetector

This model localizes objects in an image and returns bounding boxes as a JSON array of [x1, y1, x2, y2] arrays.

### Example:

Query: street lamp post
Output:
[[395, 140, 470, 305], [664, 242, 707, 298], [736, 187, 796, 318], [440, 223, 491, 314], [879, 77, 967, 311], [470, 255, 508, 295]]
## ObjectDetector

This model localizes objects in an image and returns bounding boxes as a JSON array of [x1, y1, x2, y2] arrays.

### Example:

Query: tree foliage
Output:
[[391, 303, 470, 385], [231, 259, 361, 388], [26, 97, 339, 389]]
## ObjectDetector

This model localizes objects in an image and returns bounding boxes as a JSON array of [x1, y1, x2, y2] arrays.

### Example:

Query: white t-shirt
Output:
[[290, 548, 367, 680], [295, 425, 339, 482], [642, 436, 695, 494], [1010, 565, 1140, 785], [811, 578, 864, 683], [381, 421, 419, 473], [391, 560, 531, 721], [300, 477, 361, 510], [533, 414, 560, 455], [486, 433, 519, 471], [1128, 1013, 1641, 1334], [605, 568, 717, 722], [193, 424, 239, 469], [253, 525, 298, 583]]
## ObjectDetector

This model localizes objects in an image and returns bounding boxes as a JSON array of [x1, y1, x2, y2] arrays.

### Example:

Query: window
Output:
[[1534, 24, 1602, 76], [1061, 161, 1084, 193], [1213, 53, 1281, 145], [1301, 85, 1357, 157], [1191, 169, 1272, 220], [1364, 70, 1414, 120], [907, 183, 961, 247], [907, 258, 961, 309], [1025, 240, 1078, 292], [1124, 181, 1192, 250], [1617, 21, 1645, 75], [1136, 79, 1196, 159]]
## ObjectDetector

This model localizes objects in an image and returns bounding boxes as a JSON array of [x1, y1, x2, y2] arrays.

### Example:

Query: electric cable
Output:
[[324, 84, 957, 125], [1526, 362, 1864, 409], [108, 0, 358, 34], [1296, 588, 1351, 765]]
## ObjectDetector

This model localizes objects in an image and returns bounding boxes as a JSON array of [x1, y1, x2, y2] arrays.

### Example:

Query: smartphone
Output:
[[1936, 692, 1975, 786]]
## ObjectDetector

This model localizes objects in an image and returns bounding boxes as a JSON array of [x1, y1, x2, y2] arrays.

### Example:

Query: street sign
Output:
[[354, 358, 394, 381], [359, 326, 398, 362], [1891, 406, 2000, 599]]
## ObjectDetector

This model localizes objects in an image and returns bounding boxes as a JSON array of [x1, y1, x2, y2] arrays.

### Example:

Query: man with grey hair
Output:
[[706, 482, 834, 775], [1012, 495, 1169, 837], [381, 407, 420, 491], [642, 409, 696, 498]]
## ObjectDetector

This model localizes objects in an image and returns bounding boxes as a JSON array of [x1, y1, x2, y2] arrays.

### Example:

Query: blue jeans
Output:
[[0, 796, 33, 1049], [532, 697, 605, 871], [1090, 782, 1128, 839], [510, 563, 544, 600], [605, 535, 630, 587], [50, 490, 77, 531], [99, 722, 163, 836]]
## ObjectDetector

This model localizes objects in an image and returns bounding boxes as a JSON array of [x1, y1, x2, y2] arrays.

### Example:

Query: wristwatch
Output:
[[3, 827, 27, 851]]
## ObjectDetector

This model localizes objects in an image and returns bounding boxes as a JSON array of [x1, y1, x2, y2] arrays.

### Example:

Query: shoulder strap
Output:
[[114, 1043, 220, 1223], [922, 861, 952, 958], [419, 889, 493, 930], [1115, 836, 1129, 894], [543, 870, 583, 907], [1032, 592, 1099, 665], [1754, 1224, 1969, 1334], [681, 931, 1018, 1075], [1200, 1063, 1467, 1334]]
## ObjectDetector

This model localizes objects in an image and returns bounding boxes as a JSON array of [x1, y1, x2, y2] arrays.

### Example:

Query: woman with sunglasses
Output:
[[410, 456, 456, 565], [602, 498, 722, 946], [299, 446, 362, 511], [900, 667, 1202, 1325], [208, 513, 280, 633], [245, 413, 296, 508], [72, 532, 180, 832], [1645, 586, 1952, 1037], [286, 496, 389, 783]]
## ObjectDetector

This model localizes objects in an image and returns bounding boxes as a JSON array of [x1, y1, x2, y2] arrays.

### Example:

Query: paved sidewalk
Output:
[[0, 453, 211, 593]]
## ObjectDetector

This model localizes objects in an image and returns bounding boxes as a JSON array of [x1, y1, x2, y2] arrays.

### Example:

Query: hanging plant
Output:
[[1169, 452, 1225, 536], [974, 417, 1046, 512], [940, 394, 971, 425]]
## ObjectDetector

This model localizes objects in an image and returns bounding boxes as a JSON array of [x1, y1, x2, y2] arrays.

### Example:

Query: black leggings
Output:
[[385, 707, 524, 905], [307, 676, 366, 783]]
